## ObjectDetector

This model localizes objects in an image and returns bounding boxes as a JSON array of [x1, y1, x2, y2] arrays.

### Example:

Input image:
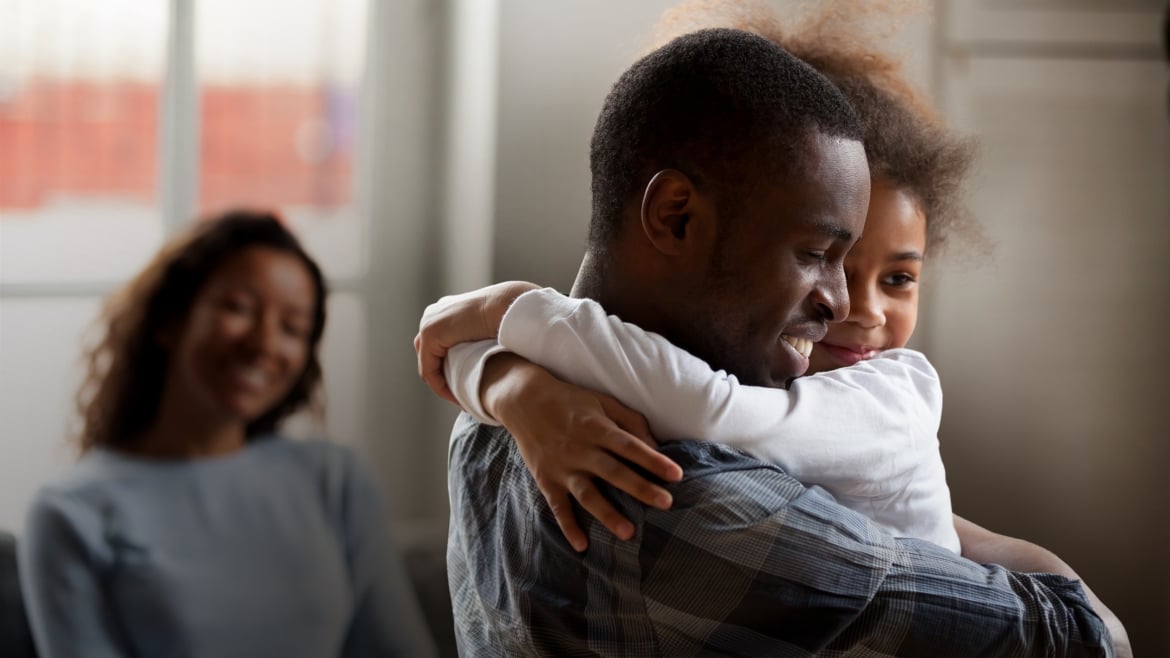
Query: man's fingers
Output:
[[544, 488, 588, 552], [566, 474, 635, 541]]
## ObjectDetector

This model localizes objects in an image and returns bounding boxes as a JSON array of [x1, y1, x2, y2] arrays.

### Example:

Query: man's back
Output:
[[447, 414, 1112, 657]]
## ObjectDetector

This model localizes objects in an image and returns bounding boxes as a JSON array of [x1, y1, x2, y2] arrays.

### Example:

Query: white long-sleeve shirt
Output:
[[445, 288, 959, 552]]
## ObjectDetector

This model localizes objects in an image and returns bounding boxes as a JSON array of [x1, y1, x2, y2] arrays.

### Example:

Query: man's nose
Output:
[[812, 265, 850, 322]]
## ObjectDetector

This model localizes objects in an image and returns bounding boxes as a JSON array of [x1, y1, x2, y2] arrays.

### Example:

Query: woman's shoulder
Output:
[[32, 449, 137, 503], [23, 452, 127, 544]]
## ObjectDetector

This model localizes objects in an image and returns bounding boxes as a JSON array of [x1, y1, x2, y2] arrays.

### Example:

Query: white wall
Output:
[[928, 2, 1169, 653], [491, 0, 685, 290], [356, 0, 451, 527]]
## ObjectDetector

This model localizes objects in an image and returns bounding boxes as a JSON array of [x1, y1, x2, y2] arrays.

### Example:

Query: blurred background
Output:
[[1, 0, 1166, 654]]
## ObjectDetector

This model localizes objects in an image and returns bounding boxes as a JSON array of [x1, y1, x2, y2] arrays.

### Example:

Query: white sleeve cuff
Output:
[[444, 340, 510, 426]]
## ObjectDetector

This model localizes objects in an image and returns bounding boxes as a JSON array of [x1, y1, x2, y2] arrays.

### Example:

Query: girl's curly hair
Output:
[[76, 209, 328, 453], [650, 0, 980, 254]]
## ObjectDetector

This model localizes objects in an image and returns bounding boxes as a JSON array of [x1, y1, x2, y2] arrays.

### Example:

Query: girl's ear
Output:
[[639, 169, 717, 258]]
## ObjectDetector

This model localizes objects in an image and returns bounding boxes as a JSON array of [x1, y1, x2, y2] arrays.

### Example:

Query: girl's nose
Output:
[[847, 281, 885, 329]]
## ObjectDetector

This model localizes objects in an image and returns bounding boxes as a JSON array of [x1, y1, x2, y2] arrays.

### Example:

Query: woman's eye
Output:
[[221, 298, 251, 313], [282, 321, 310, 339]]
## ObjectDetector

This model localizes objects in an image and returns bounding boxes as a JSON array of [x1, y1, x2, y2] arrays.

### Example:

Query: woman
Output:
[[20, 210, 435, 658]]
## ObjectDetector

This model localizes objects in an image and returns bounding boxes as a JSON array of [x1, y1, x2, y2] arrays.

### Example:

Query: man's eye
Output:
[[806, 250, 827, 263]]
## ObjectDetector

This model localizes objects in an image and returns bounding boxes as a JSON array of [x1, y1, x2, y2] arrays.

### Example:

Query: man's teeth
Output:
[[783, 335, 813, 358]]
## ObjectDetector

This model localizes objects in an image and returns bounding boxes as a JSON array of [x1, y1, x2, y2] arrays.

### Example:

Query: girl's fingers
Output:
[[587, 450, 673, 511], [597, 425, 683, 485], [414, 332, 461, 405], [543, 486, 588, 552], [566, 474, 635, 542], [422, 363, 457, 405], [598, 395, 655, 445], [594, 395, 683, 483], [435, 381, 458, 406]]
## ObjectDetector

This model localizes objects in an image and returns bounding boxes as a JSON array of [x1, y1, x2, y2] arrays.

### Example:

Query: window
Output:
[[0, 0, 168, 284], [195, 0, 368, 278], [0, 0, 371, 532]]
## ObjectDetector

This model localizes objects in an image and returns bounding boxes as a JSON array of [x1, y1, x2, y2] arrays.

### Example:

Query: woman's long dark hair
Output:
[[76, 209, 328, 452]]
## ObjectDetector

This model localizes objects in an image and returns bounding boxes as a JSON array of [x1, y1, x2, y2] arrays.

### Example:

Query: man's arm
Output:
[[637, 442, 1114, 657], [955, 514, 1131, 658]]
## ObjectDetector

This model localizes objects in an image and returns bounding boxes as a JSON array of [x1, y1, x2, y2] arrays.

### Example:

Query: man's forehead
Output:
[[737, 145, 869, 239]]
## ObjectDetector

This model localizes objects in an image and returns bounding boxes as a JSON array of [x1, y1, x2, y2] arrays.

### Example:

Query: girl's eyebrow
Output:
[[890, 251, 924, 262]]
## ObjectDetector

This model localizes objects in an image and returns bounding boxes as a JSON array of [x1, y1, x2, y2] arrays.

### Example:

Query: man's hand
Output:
[[414, 281, 540, 404], [482, 354, 684, 552]]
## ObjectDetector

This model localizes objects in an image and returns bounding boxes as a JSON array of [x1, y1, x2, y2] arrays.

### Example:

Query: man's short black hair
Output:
[[588, 28, 863, 249]]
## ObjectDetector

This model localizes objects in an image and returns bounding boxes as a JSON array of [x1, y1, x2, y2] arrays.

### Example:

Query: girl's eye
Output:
[[883, 273, 917, 288]]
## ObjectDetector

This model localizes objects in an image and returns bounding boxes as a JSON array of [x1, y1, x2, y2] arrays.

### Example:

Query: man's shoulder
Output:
[[447, 413, 518, 475], [449, 411, 510, 444], [450, 415, 820, 513], [657, 439, 780, 478], [644, 440, 894, 577], [445, 417, 906, 656], [449, 415, 791, 498]]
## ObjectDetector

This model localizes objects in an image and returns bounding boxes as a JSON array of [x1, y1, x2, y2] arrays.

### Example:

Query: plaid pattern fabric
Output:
[[447, 414, 1113, 657]]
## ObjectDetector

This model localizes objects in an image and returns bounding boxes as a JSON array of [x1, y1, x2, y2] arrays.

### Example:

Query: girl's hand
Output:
[[482, 354, 684, 551], [414, 281, 540, 404]]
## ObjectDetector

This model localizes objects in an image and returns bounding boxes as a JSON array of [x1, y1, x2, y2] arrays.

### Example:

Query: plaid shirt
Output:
[[447, 414, 1113, 657]]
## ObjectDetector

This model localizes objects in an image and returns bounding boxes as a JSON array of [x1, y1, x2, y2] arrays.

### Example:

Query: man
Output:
[[441, 29, 1113, 656]]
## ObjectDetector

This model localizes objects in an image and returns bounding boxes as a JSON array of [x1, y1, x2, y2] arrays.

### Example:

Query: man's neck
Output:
[[570, 249, 674, 339]]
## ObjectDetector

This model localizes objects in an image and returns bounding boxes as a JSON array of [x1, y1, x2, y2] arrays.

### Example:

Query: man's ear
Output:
[[640, 169, 717, 257]]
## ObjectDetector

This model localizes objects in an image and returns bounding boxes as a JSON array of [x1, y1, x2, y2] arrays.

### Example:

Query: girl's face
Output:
[[808, 178, 927, 374], [164, 246, 317, 427]]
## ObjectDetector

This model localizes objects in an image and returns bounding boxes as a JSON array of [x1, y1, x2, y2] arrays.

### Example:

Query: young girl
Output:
[[20, 211, 435, 658], [415, 1, 1129, 650]]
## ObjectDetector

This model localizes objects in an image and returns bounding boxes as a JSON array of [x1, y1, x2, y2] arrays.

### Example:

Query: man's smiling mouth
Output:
[[782, 335, 813, 358]]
